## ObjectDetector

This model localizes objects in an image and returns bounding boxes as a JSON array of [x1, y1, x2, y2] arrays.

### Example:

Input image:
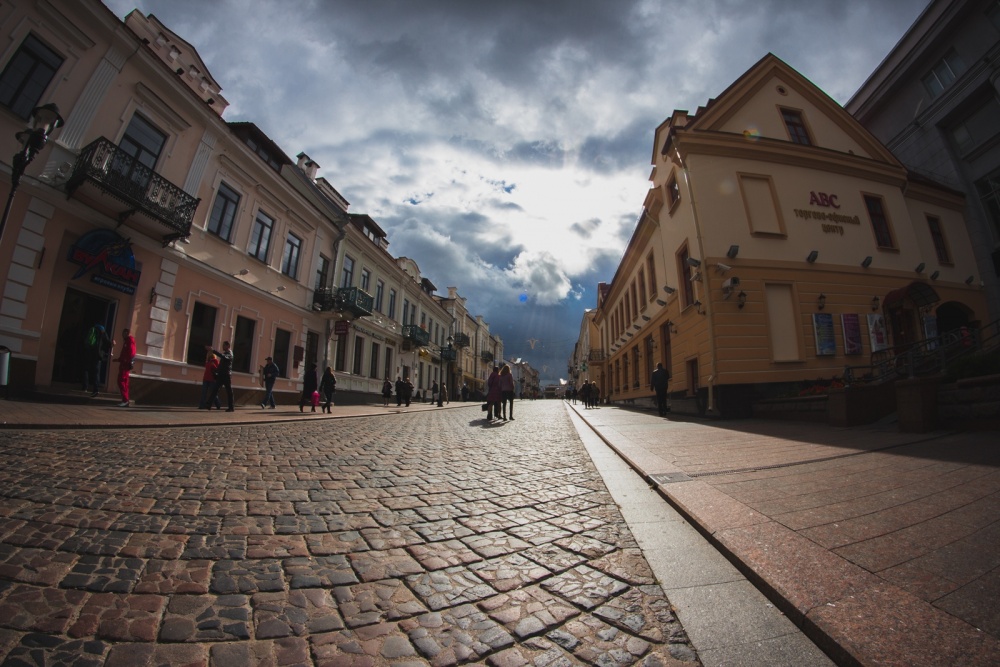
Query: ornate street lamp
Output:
[[0, 103, 64, 245]]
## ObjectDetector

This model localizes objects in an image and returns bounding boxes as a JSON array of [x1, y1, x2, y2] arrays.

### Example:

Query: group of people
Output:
[[576, 379, 601, 408], [83, 324, 135, 407], [484, 363, 516, 421]]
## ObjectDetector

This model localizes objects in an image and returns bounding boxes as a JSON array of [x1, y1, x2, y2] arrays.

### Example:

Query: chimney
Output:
[[296, 152, 319, 180]]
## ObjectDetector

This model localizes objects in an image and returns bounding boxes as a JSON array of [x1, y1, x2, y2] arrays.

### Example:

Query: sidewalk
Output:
[[568, 402, 1000, 667]]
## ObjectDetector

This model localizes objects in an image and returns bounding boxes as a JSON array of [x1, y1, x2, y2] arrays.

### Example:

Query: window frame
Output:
[[281, 232, 302, 279], [207, 181, 240, 243], [926, 215, 952, 265], [248, 209, 275, 263], [863, 194, 896, 249], [0, 33, 64, 120], [779, 107, 812, 146], [340, 255, 355, 288]]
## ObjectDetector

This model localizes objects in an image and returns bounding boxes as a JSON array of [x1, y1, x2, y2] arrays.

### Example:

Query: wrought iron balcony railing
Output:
[[312, 286, 374, 318], [480, 350, 494, 363], [452, 333, 471, 348], [402, 324, 430, 346], [67, 137, 200, 243], [588, 348, 606, 361], [440, 347, 457, 362]]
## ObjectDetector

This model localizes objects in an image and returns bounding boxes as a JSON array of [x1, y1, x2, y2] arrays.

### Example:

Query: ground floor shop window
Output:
[[232, 315, 256, 374], [187, 301, 217, 366], [369, 342, 380, 378], [352, 335, 364, 375], [273, 328, 291, 378]]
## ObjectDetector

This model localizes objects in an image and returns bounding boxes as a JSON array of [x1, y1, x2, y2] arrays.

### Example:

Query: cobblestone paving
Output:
[[0, 402, 699, 666]]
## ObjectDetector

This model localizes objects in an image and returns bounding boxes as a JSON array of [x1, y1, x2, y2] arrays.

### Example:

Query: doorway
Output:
[[54, 287, 117, 387]]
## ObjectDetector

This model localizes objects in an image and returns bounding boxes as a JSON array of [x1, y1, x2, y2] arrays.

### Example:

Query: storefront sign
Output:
[[351, 323, 386, 342], [334, 320, 350, 336], [67, 229, 141, 295], [794, 191, 861, 235]]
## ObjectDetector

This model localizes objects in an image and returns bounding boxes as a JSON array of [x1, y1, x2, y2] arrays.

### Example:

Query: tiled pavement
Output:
[[569, 403, 1000, 667], [0, 399, 703, 666]]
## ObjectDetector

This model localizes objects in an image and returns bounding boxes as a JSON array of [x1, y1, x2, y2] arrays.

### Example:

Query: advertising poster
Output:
[[841, 313, 863, 355], [923, 316, 939, 350], [868, 313, 889, 352], [813, 313, 836, 356]]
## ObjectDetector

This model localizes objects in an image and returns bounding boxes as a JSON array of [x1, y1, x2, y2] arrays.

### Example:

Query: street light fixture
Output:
[[0, 103, 64, 245]]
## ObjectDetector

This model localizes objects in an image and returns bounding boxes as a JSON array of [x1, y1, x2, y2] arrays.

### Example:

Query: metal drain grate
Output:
[[651, 472, 693, 484]]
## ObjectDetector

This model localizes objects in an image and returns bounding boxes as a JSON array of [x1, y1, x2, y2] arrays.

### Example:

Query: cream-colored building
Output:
[[0, 2, 501, 405], [594, 54, 988, 417]]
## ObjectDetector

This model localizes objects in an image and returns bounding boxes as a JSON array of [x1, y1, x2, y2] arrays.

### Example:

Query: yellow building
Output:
[[597, 54, 989, 418]]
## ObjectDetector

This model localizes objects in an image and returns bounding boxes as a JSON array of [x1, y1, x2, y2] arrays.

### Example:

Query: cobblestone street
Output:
[[0, 401, 699, 666]]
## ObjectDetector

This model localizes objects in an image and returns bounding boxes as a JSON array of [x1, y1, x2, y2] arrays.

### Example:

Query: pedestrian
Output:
[[590, 383, 601, 408], [319, 366, 336, 413], [440, 382, 449, 405], [116, 328, 136, 407], [395, 376, 404, 406], [499, 364, 515, 420], [485, 365, 502, 421], [651, 362, 670, 416], [299, 363, 318, 413], [82, 323, 112, 396], [382, 377, 393, 406], [205, 341, 235, 412], [579, 381, 591, 409], [199, 352, 222, 409], [402, 377, 413, 406], [260, 356, 279, 409], [461, 383, 469, 402], [431, 380, 439, 405]]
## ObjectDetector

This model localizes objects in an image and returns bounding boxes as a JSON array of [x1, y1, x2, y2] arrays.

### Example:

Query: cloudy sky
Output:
[[106, 0, 927, 385]]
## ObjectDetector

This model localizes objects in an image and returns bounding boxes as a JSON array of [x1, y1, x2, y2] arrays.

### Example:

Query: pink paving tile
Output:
[[661, 481, 768, 533], [714, 521, 881, 618], [808, 583, 1000, 667]]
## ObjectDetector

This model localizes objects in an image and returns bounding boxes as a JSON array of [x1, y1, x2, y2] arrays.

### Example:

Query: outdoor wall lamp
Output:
[[861, 256, 873, 268], [915, 262, 925, 273], [806, 250, 818, 263], [662, 285, 676, 294], [686, 257, 701, 268], [930, 270, 940, 280], [818, 293, 826, 310], [0, 103, 64, 245], [694, 299, 703, 314], [641, 315, 651, 321], [666, 320, 678, 333], [726, 245, 739, 259], [633, 324, 641, 330], [149, 287, 158, 304], [965, 275, 975, 285], [656, 299, 667, 306], [737, 291, 747, 309], [270, 286, 286, 293], [231, 268, 249, 277], [871, 296, 880, 311]]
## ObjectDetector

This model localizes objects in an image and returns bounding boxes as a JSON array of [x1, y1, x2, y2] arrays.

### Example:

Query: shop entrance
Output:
[[53, 287, 117, 387]]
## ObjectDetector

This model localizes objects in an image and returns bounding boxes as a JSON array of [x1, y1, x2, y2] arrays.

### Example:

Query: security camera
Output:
[[715, 263, 732, 273], [722, 276, 740, 298]]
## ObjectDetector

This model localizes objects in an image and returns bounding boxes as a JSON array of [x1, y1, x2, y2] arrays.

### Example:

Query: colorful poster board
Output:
[[841, 314, 863, 355], [813, 313, 836, 356], [868, 313, 889, 352]]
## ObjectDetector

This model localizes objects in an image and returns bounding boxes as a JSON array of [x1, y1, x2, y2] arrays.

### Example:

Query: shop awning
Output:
[[883, 282, 940, 309]]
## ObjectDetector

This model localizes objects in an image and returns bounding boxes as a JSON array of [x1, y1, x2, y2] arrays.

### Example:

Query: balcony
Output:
[[312, 286, 374, 319], [452, 333, 471, 348], [588, 349, 606, 361], [481, 350, 494, 363], [402, 324, 430, 347], [66, 137, 200, 245], [440, 347, 457, 362]]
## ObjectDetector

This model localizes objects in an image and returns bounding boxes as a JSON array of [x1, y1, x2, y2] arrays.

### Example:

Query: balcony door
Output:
[[115, 113, 166, 196]]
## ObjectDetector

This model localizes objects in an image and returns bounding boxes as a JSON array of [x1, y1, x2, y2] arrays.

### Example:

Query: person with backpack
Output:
[[319, 366, 336, 413], [83, 323, 112, 397], [205, 341, 235, 412]]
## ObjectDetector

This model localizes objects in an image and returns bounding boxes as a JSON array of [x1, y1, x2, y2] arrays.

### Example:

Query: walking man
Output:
[[651, 362, 669, 417], [260, 356, 279, 409], [206, 341, 235, 412], [116, 328, 135, 407]]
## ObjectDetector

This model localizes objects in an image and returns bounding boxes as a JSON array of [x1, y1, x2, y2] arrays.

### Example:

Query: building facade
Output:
[[591, 54, 988, 417], [0, 1, 501, 405], [847, 0, 1000, 322]]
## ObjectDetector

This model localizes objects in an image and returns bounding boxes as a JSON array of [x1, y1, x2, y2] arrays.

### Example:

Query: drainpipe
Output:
[[674, 146, 718, 415], [324, 222, 347, 368]]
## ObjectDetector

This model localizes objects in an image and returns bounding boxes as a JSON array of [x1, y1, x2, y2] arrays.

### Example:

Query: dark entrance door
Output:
[[53, 287, 117, 387]]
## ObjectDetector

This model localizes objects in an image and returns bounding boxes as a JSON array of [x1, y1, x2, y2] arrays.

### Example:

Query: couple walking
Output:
[[485, 364, 516, 422]]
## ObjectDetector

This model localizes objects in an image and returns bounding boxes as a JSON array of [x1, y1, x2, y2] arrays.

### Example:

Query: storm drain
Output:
[[650, 472, 693, 484]]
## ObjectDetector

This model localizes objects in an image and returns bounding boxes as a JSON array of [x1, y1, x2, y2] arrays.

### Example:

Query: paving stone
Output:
[[210, 636, 311, 667], [400, 603, 515, 666], [479, 585, 581, 639], [252, 589, 344, 637], [210, 558, 285, 594], [593, 585, 688, 644], [469, 553, 552, 592], [412, 518, 476, 542], [360, 525, 424, 550], [67, 591, 166, 642], [105, 641, 209, 666], [520, 543, 587, 574], [181, 535, 247, 560], [246, 534, 309, 559], [407, 540, 483, 571], [0, 583, 88, 633], [548, 613, 652, 665], [349, 548, 424, 582], [159, 594, 251, 642], [334, 578, 428, 627], [462, 531, 532, 558], [1, 632, 108, 667], [59, 555, 145, 593], [0, 545, 78, 586], [4, 520, 77, 551], [163, 514, 224, 535], [284, 554, 359, 589], [306, 531, 370, 556], [508, 521, 574, 546], [107, 513, 172, 534], [589, 548, 657, 586], [134, 558, 212, 594], [406, 566, 497, 611], [119, 533, 188, 559], [554, 534, 617, 559], [223, 515, 276, 535], [488, 635, 585, 666], [544, 512, 608, 534], [541, 565, 629, 610], [311, 622, 419, 666]]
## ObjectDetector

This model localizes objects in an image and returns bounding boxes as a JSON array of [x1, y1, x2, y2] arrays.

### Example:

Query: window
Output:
[[340, 255, 355, 288], [117, 113, 167, 190], [630, 283, 638, 319], [632, 347, 640, 387], [384, 347, 394, 381], [950, 98, 1000, 155], [248, 210, 274, 262], [647, 254, 657, 297], [780, 108, 812, 145], [679, 246, 695, 307], [375, 280, 385, 312], [360, 268, 371, 292], [207, 182, 240, 242], [402, 299, 410, 325], [0, 34, 63, 119], [638, 269, 647, 305], [922, 50, 964, 98], [369, 342, 380, 378], [352, 335, 364, 375], [186, 302, 217, 366], [623, 351, 630, 389], [926, 216, 951, 264], [273, 328, 291, 378], [315, 255, 330, 291], [388, 289, 397, 320], [666, 174, 681, 209], [864, 195, 895, 248], [232, 315, 256, 374], [976, 170, 1000, 247], [334, 332, 347, 372], [281, 233, 302, 278]]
